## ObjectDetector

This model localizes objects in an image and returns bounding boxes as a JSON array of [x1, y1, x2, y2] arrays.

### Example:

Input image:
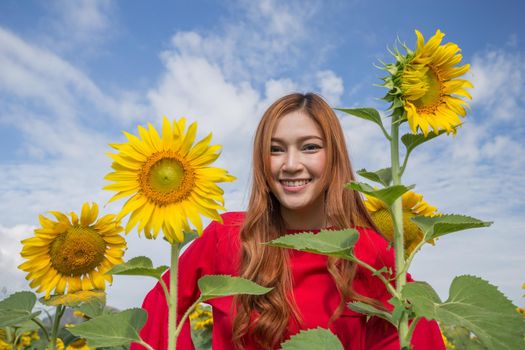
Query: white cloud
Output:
[[41, 0, 117, 53], [0, 225, 35, 294], [469, 50, 525, 123], [316, 70, 344, 105]]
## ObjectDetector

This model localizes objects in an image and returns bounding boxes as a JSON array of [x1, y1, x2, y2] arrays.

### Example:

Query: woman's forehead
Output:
[[271, 110, 323, 139]]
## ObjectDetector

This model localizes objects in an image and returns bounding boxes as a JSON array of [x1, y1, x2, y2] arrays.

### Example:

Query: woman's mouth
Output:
[[280, 179, 311, 192]]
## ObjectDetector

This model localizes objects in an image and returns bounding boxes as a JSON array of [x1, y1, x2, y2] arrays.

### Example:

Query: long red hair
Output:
[[232, 93, 381, 349]]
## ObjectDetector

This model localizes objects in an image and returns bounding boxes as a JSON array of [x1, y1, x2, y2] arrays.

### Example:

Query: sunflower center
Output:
[[401, 63, 444, 112], [138, 151, 195, 205], [49, 226, 106, 276]]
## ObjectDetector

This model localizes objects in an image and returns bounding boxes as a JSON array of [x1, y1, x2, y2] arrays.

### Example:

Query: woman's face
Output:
[[270, 110, 327, 216]]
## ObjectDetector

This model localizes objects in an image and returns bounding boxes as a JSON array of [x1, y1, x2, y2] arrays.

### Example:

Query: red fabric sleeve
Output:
[[130, 221, 219, 350], [359, 229, 446, 350]]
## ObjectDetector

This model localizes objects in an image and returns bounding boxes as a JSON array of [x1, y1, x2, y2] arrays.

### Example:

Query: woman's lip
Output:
[[280, 180, 311, 193]]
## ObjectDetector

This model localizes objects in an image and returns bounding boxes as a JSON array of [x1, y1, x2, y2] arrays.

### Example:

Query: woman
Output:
[[131, 93, 445, 350]]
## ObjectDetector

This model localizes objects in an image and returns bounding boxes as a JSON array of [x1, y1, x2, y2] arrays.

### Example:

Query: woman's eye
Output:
[[271, 145, 283, 153], [303, 144, 322, 152]]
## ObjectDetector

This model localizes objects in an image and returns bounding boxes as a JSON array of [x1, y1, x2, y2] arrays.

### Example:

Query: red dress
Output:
[[131, 212, 445, 350]]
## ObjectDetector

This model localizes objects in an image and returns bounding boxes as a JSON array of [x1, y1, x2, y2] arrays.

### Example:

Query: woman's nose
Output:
[[282, 150, 302, 172]]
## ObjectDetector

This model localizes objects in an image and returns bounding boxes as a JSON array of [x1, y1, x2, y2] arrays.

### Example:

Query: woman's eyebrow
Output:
[[271, 135, 324, 142]]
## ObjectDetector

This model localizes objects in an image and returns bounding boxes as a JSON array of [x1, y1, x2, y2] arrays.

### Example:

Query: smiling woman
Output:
[[132, 93, 445, 350]]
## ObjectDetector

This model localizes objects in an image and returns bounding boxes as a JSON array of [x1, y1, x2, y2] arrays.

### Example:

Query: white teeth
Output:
[[281, 179, 310, 187]]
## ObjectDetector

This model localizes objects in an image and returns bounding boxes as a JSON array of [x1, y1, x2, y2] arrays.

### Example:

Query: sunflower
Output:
[[189, 303, 214, 331], [384, 29, 472, 136], [364, 191, 438, 256], [104, 117, 235, 243], [19, 203, 126, 299], [65, 339, 92, 350]]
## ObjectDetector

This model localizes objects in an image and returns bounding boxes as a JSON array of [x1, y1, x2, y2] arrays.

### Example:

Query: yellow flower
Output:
[[46, 338, 64, 350], [364, 191, 438, 256], [73, 310, 87, 318], [104, 117, 236, 243], [441, 332, 455, 350], [189, 303, 213, 331], [385, 29, 472, 136], [65, 339, 92, 350], [19, 203, 127, 299]]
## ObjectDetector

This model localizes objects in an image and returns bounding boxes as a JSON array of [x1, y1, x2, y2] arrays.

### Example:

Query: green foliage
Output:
[[281, 328, 344, 350], [75, 298, 106, 318], [347, 302, 393, 324], [346, 182, 414, 206], [197, 275, 272, 302], [410, 214, 492, 241], [357, 168, 392, 186], [402, 275, 525, 350], [191, 327, 212, 350], [68, 308, 147, 348], [441, 324, 489, 350], [336, 107, 384, 129], [0, 291, 40, 327], [107, 256, 169, 280], [266, 229, 359, 260], [401, 130, 445, 154]]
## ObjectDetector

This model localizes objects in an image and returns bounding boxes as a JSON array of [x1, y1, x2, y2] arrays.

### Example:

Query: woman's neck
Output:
[[280, 203, 328, 230]]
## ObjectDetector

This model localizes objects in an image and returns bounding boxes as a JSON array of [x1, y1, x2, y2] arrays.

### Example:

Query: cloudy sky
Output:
[[0, 0, 524, 311]]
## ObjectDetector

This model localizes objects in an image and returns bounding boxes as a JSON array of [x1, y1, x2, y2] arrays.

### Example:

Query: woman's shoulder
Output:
[[208, 211, 245, 244]]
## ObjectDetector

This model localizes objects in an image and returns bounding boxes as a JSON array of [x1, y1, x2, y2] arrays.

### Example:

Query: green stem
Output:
[[167, 242, 181, 350], [380, 123, 392, 141], [158, 277, 171, 308], [406, 316, 421, 345], [174, 299, 201, 336], [138, 339, 156, 350], [390, 113, 410, 349], [401, 239, 426, 276], [49, 305, 64, 350], [32, 317, 50, 342], [350, 258, 399, 299], [399, 150, 411, 177]]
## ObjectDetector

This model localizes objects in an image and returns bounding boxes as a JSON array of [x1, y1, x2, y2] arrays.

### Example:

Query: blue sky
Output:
[[0, 0, 524, 311]]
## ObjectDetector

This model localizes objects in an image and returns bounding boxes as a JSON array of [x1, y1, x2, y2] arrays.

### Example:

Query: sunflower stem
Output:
[[401, 239, 426, 276], [350, 257, 399, 299], [138, 339, 156, 350], [167, 242, 181, 350], [390, 113, 410, 349], [49, 305, 64, 350], [174, 299, 200, 336], [32, 317, 50, 342], [399, 150, 411, 177]]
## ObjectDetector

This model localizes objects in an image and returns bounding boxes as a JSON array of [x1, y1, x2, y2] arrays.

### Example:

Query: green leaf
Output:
[[0, 291, 39, 327], [357, 168, 392, 186], [107, 256, 169, 280], [403, 275, 525, 350], [347, 302, 393, 324], [197, 275, 272, 302], [410, 214, 492, 241], [346, 182, 414, 206], [0, 291, 36, 311], [336, 108, 385, 130], [68, 308, 147, 348], [389, 296, 407, 326], [265, 229, 359, 260], [401, 130, 445, 154], [281, 328, 344, 350], [76, 298, 106, 318]]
